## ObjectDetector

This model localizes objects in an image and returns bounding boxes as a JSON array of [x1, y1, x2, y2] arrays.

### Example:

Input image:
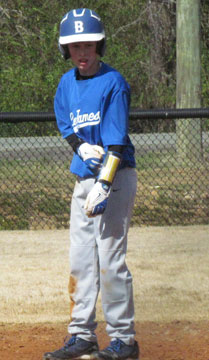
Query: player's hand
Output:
[[84, 181, 110, 217], [78, 143, 105, 174]]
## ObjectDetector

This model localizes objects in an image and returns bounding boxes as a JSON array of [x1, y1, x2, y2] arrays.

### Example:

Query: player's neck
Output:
[[77, 62, 101, 80], [76, 71, 95, 80]]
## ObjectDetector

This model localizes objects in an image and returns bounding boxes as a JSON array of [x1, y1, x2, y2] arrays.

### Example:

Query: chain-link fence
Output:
[[0, 109, 209, 230]]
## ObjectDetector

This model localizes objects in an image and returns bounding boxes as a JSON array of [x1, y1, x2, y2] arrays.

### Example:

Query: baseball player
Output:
[[43, 8, 139, 360]]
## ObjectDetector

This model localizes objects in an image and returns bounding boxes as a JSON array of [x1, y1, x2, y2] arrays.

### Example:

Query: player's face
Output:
[[68, 41, 100, 76]]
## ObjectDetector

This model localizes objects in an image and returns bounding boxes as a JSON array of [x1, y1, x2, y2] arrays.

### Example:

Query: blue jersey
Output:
[[54, 62, 136, 178]]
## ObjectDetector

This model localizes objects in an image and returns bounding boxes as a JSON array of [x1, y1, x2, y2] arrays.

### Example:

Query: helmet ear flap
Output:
[[59, 43, 70, 60], [96, 38, 106, 57]]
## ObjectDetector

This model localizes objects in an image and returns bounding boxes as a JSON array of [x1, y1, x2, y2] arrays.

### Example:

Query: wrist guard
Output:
[[98, 151, 122, 185]]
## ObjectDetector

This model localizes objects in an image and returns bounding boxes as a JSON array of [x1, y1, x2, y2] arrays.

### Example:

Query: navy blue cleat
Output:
[[43, 335, 99, 360], [92, 339, 139, 360]]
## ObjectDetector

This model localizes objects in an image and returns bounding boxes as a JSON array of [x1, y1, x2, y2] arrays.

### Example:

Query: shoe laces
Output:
[[106, 339, 125, 353], [63, 335, 77, 349]]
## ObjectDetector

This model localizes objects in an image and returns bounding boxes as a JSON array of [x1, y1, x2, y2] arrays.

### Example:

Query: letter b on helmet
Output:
[[74, 21, 84, 33]]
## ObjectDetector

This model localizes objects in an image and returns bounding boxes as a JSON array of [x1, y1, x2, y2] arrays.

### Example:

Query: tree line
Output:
[[0, 0, 208, 136]]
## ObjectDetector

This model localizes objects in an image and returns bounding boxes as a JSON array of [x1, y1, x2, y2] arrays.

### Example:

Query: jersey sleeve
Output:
[[54, 76, 74, 139], [100, 84, 130, 147]]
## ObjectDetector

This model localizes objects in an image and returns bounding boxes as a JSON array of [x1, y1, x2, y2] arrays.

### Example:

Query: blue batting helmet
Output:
[[58, 8, 106, 60]]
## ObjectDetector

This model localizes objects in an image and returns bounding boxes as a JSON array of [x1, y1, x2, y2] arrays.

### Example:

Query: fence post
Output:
[[176, 0, 202, 162]]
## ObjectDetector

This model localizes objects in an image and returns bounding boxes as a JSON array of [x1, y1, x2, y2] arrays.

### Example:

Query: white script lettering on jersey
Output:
[[70, 109, 101, 133]]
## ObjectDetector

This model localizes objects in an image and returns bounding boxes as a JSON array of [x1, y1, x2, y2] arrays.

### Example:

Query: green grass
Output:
[[0, 154, 208, 229]]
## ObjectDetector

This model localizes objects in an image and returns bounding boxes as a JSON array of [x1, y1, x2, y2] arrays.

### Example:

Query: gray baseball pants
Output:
[[68, 167, 137, 345]]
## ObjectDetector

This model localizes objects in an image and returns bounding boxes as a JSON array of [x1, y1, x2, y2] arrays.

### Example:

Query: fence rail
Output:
[[1, 108, 209, 122], [0, 109, 208, 230]]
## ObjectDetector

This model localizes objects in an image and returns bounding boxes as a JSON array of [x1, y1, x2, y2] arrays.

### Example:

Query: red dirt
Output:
[[0, 321, 208, 360]]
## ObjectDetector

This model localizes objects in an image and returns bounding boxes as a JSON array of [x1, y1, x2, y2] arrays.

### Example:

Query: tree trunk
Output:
[[147, 0, 175, 107], [176, 0, 202, 162]]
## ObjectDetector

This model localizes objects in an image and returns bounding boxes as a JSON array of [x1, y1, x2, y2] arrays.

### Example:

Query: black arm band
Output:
[[108, 145, 124, 154], [65, 134, 85, 153]]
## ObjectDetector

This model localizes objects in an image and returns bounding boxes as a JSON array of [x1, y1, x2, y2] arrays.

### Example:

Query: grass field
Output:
[[0, 226, 208, 324]]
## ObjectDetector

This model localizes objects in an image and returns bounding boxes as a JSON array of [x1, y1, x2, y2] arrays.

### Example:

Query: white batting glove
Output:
[[84, 181, 111, 217], [78, 143, 105, 174]]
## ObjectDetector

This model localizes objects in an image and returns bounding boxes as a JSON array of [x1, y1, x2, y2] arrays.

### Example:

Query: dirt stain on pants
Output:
[[68, 274, 77, 322]]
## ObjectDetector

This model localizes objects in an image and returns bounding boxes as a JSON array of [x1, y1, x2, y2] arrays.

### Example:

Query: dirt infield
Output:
[[0, 321, 209, 360], [0, 225, 209, 359]]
